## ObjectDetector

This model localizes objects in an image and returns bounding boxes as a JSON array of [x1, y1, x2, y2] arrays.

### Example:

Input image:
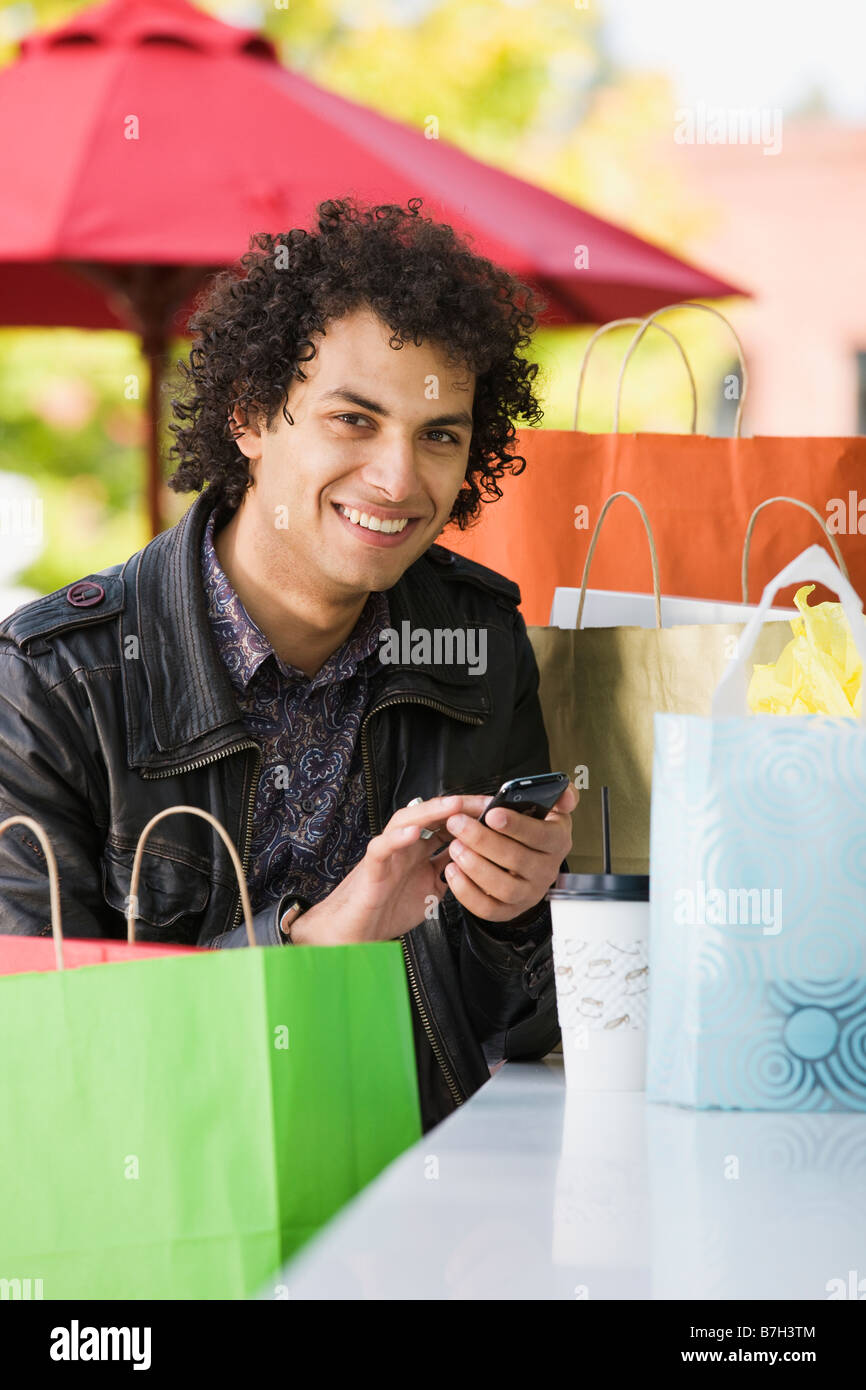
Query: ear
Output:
[[228, 403, 264, 461]]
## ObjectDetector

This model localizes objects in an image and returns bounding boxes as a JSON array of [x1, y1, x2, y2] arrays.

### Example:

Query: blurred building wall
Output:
[[665, 119, 866, 437]]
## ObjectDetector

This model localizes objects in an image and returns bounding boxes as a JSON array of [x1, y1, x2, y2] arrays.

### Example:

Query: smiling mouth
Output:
[[333, 503, 423, 537]]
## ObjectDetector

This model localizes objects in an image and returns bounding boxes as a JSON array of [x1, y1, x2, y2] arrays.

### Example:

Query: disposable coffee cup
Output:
[[547, 872, 650, 1091]]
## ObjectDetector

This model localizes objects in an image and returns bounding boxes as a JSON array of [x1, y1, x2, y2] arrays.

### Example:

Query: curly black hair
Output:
[[167, 196, 546, 528]]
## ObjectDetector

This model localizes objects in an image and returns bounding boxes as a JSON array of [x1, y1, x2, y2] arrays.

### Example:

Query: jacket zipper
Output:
[[140, 740, 262, 931], [230, 746, 262, 930], [360, 693, 484, 1109]]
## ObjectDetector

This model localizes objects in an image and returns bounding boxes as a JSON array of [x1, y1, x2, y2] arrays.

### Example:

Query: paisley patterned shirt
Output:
[[201, 510, 390, 913]]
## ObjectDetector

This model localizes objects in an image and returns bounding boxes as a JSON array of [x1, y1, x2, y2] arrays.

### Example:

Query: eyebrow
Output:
[[319, 388, 473, 431]]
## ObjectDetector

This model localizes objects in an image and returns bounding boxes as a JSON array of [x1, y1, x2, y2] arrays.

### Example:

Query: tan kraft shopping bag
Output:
[[527, 493, 849, 874]]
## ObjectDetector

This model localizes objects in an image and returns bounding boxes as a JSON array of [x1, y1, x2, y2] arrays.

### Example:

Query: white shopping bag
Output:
[[550, 586, 797, 630]]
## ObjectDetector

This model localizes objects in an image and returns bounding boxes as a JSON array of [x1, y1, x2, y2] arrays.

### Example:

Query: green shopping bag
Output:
[[0, 807, 422, 1299]]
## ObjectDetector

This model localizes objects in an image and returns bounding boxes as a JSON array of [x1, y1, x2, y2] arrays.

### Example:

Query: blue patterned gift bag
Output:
[[648, 547, 866, 1111]]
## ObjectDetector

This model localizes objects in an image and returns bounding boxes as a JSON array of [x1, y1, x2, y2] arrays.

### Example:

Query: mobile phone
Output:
[[479, 772, 570, 824]]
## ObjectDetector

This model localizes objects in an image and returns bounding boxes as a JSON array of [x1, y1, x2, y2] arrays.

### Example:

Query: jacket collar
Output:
[[121, 490, 491, 771]]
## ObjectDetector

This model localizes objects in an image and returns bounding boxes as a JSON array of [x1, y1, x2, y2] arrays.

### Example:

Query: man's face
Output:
[[232, 305, 475, 597]]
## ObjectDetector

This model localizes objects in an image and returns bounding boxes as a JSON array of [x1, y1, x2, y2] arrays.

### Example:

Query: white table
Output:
[[259, 1055, 866, 1300]]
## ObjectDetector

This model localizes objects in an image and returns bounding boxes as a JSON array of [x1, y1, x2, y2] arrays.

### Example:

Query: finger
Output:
[[390, 793, 493, 840], [476, 806, 553, 852], [442, 861, 528, 922], [363, 822, 430, 882], [452, 794, 494, 818], [390, 794, 463, 833], [446, 838, 529, 905], [496, 784, 578, 835], [447, 807, 565, 865], [553, 783, 579, 813], [485, 785, 578, 835], [482, 783, 578, 842]]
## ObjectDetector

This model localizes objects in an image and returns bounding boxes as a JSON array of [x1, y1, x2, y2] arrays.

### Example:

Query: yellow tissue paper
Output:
[[748, 584, 863, 717]]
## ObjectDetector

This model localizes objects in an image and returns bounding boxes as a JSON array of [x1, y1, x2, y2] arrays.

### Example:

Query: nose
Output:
[[360, 431, 424, 503]]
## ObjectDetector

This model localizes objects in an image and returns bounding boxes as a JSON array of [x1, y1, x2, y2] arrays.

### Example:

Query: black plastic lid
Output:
[[546, 872, 649, 903]]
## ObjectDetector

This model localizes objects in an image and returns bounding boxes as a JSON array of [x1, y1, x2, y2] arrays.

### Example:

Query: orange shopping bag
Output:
[[445, 303, 866, 626]]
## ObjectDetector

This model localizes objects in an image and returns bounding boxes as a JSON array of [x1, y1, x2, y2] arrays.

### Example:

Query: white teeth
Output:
[[338, 505, 410, 534]]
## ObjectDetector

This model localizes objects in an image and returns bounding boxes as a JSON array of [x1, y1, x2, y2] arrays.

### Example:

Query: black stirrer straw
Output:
[[601, 785, 612, 875]]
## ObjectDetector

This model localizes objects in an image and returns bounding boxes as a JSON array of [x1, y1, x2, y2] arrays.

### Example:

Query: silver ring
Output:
[[407, 796, 435, 839]]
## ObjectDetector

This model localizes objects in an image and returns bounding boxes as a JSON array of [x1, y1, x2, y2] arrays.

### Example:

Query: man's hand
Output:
[[291, 793, 493, 945], [440, 783, 578, 924]]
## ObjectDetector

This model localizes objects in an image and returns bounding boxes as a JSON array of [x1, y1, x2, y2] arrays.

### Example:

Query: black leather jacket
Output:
[[0, 490, 562, 1131]]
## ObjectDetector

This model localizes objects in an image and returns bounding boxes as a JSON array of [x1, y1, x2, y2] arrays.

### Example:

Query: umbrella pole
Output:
[[144, 332, 164, 537], [69, 262, 217, 539]]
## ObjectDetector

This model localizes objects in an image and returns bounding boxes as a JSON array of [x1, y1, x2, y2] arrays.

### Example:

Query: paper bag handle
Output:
[[127, 806, 256, 947], [0, 815, 64, 970], [741, 496, 849, 603], [615, 302, 748, 437], [712, 545, 866, 720], [573, 318, 698, 432], [576, 491, 662, 630]]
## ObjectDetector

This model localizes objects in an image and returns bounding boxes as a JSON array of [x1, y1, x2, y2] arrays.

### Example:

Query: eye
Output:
[[424, 430, 460, 445], [335, 413, 373, 428]]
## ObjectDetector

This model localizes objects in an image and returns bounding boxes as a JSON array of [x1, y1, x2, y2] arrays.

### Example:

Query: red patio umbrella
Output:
[[0, 0, 747, 533]]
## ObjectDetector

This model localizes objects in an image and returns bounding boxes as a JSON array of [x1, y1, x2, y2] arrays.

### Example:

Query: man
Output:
[[0, 197, 576, 1132]]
